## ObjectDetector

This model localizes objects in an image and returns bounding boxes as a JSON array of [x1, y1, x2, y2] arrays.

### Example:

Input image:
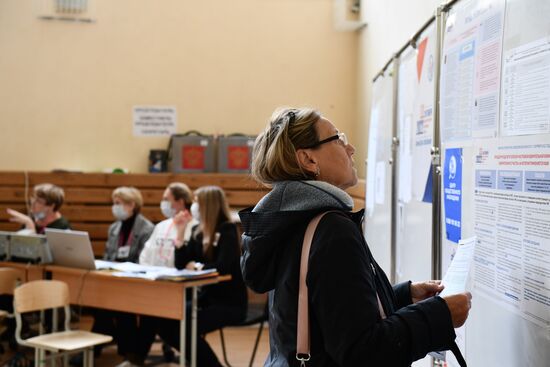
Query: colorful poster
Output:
[[440, 0, 505, 142], [444, 148, 463, 243], [472, 137, 550, 328]]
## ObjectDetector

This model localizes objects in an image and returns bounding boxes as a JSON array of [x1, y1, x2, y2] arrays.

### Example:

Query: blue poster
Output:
[[443, 148, 462, 243]]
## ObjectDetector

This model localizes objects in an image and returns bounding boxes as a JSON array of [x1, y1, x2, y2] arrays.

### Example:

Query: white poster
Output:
[[501, 37, 550, 137], [366, 108, 379, 216], [472, 137, 550, 327], [375, 161, 386, 205], [440, 0, 505, 142], [133, 106, 177, 136]]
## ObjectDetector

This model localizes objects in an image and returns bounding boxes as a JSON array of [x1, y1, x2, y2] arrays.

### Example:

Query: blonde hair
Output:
[[194, 186, 233, 260], [167, 182, 193, 209], [33, 183, 65, 211], [251, 107, 321, 186], [112, 186, 144, 213]]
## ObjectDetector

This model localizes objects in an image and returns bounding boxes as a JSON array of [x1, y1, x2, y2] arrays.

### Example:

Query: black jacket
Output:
[[239, 181, 456, 367], [175, 221, 247, 312]]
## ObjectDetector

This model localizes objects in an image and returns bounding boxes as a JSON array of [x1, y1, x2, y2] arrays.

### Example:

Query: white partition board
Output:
[[365, 66, 395, 275], [395, 23, 437, 286]]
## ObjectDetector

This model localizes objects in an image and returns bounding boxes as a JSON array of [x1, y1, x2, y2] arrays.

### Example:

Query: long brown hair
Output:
[[194, 186, 233, 260]]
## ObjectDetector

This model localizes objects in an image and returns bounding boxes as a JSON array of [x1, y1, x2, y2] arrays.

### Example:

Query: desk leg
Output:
[[191, 286, 198, 367], [180, 294, 186, 367]]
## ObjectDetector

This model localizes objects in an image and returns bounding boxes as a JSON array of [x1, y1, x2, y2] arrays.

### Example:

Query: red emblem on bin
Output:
[[182, 146, 205, 169], [227, 146, 249, 170]]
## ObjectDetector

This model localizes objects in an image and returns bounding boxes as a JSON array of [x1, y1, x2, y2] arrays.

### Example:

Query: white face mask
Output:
[[112, 204, 130, 221], [33, 210, 47, 221], [160, 200, 176, 218], [190, 202, 200, 221]]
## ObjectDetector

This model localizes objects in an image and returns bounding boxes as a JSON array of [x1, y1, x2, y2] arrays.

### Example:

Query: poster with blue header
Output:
[[443, 148, 462, 243]]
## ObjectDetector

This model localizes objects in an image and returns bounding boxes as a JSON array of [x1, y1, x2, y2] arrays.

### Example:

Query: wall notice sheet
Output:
[[440, 0, 505, 142], [472, 137, 550, 327], [501, 36, 550, 137], [416, 25, 436, 201], [440, 237, 475, 367]]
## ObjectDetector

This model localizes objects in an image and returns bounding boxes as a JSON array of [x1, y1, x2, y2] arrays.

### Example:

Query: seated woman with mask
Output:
[[139, 182, 195, 267], [87, 187, 155, 366], [104, 186, 154, 263], [119, 182, 195, 367], [7, 183, 70, 234], [141, 185, 247, 367]]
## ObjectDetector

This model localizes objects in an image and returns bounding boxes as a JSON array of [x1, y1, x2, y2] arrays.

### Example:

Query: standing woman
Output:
[[239, 107, 472, 366], [155, 186, 247, 367]]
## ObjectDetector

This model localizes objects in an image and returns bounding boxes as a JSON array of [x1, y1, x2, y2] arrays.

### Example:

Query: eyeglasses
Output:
[[302, 132, 348, 149]]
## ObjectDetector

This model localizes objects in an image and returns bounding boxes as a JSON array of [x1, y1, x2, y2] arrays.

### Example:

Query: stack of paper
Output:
[[94, 260, 217, 281]]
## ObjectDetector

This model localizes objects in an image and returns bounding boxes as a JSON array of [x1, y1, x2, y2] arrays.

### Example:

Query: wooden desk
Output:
[[45, 266, 229, 367], [0, 261, 45, 283]]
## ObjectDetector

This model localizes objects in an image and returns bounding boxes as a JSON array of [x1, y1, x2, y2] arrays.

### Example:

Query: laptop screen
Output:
[[45, 228, 96, 270]]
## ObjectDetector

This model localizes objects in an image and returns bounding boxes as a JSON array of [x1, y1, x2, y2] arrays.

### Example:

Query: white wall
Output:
[[0, 0, 358, 173], [356, 0, 443, 175]]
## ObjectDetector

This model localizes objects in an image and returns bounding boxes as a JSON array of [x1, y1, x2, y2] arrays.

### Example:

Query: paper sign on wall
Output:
[[133, 106, 177, 136]]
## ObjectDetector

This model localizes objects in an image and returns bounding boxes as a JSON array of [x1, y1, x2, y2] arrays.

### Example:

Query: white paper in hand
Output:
[[440, 236, 476, 297]]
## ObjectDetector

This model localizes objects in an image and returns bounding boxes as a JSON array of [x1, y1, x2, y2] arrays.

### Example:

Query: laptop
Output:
[[45, 228, 96, 270]]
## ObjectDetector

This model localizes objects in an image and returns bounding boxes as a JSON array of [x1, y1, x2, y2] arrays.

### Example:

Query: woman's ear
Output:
[[295, 149, 318, 175]]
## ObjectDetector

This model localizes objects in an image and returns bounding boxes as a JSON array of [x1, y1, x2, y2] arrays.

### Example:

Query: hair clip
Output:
[[287, 111, 296, 125]]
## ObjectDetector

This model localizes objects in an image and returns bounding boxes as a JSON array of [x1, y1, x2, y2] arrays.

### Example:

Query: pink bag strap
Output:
[[296, 211, 332, 365], [296, 211, 386, 366]]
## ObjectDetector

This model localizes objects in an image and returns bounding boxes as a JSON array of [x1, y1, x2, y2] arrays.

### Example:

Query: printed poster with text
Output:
[[440, 0, 505, 142], [397, 24, 437, 203], [472, 137, 550, 327], [444, 148, 463, 243]]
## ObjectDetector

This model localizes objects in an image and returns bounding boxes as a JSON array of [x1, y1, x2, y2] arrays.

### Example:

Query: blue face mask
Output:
[[160, 200, 176, 218]]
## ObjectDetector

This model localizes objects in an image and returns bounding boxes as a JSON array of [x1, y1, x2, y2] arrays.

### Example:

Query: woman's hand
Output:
[[173, 210, 192, 228], [173, 210, 192, 248], [6, 208, 35, 230], [443, 292, 472, 328], [411, 280, 444, 303]]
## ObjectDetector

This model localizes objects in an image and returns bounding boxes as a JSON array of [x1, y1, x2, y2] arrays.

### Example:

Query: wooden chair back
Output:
[[0, 267, 23, 295], [13, 280, 69, 314]]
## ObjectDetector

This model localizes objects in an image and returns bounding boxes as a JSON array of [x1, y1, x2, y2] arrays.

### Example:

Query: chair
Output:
[[0, 268, 24, 352], [219, 299, 268, 367], [13, 280, 112, 367]]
